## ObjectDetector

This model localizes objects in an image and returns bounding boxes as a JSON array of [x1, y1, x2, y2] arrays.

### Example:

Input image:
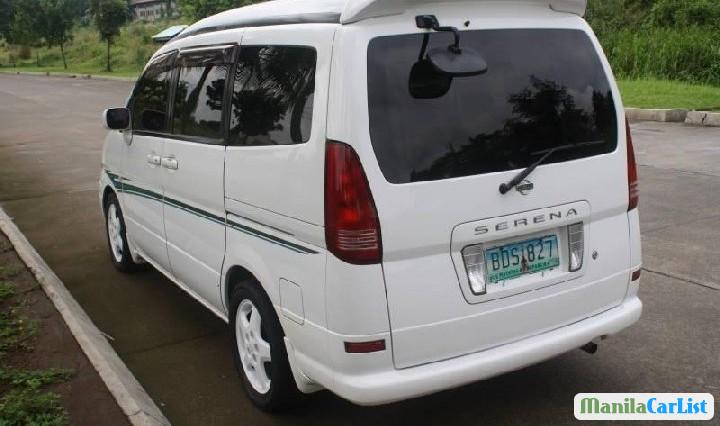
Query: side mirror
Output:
[[409, 59, 453, 99], [103, 108, 130, 130], [427, 46, 488, 77]]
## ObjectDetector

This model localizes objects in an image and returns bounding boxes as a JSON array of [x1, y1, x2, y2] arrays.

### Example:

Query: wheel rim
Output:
[[107, 204, 124, 263], [235, 299, 272, 394]]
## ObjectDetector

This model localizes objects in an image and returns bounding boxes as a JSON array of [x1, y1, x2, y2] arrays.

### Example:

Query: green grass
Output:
[[0, 265, 73, 425], [0, 389, 68, 425], [619, 79, 720, 110], [599, 27, 720, 86]]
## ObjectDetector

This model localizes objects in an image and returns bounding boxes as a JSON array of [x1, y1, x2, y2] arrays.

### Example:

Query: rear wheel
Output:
[[104, 193, 141, 273], [229, 281, 300, 411]]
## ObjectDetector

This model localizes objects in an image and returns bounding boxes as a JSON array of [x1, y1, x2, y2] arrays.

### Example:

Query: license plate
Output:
[[485, 235, 559, 283]]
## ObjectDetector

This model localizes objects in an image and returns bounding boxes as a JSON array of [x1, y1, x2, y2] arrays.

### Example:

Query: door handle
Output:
[[161, 157, 179, 170], [146, 154, 161, 166]]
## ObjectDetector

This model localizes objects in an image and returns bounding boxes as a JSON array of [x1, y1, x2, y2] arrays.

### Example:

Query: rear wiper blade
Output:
[[498, 140, 604, 195]]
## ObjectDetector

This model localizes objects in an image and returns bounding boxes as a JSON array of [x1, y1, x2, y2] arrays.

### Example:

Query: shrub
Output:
[[588, 0, 720, 86], [648, 0, 720, 28]]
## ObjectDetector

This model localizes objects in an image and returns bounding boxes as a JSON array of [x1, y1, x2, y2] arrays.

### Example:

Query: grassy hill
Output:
[[0, 20, 185, 76]]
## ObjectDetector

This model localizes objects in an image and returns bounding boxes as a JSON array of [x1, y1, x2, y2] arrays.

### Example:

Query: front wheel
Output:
[[104, 193, 141, 273], [230, 281, 300, 411]]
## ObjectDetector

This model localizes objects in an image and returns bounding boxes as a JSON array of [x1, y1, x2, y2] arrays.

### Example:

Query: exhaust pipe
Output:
[[580, 342, 598, 354]]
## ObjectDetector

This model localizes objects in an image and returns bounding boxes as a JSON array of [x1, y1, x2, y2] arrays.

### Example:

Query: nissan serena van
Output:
[[100, 0, 642, 410]]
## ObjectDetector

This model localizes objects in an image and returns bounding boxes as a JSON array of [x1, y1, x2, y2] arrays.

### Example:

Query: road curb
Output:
[[0, 207, 169, 426], [685, 110, 720, 127], [625, 108, 688, 123], [1, 70, 136, 82], [626, 108, 720, 127]]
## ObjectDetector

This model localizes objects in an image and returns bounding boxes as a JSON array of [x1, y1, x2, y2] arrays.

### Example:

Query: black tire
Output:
[[104, 192, 141, 273], [229, 281, 300, 411]]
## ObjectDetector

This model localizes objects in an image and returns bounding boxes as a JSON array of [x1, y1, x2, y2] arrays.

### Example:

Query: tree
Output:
[[0, 0, 13, 41], [90, 0, 127, 72], [178, 0, 260, 22], [43, 0, 76, 69], [9, 0, 45, 64]]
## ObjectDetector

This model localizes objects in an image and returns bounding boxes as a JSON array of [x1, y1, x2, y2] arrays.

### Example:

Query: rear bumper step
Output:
[[320, 296, 641, 405]]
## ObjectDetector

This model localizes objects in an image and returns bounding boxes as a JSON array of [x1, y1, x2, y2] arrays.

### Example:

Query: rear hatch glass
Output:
[[367, 29, 617, 184]]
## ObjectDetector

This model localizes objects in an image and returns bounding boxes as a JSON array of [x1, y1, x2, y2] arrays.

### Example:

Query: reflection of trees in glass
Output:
[[230, 46, 316, 146], [410, 77, 615, 181], [173, 64, 227, 139], [132, 67, 171, 132], [131, 54, 176, 132]]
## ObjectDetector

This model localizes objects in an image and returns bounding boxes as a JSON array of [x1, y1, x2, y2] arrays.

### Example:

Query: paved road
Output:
[[1, 74, 718, 425]]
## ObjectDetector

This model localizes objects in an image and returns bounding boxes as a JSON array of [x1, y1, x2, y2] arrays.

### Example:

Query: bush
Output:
[[648, 0, 720, 28], [602, 27, 720, 85], [588, 0, 720, 86]]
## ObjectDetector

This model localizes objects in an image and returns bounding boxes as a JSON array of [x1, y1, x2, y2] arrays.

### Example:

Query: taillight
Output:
[[626, 119, 639, 211], [325, 141, 382, 265]]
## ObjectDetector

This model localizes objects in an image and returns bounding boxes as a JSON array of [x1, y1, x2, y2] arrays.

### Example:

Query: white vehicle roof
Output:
[[175, 0, 587, 40]]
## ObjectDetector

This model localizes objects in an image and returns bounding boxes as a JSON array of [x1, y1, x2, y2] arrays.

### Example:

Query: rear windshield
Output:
[[367, 29, 618, 184]]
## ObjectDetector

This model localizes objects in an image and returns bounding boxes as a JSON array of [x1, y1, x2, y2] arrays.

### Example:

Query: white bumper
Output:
[[297, 294, 641, 406]]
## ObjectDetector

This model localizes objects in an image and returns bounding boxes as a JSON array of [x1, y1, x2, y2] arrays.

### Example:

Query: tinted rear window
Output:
[[367, 29, 618, 184]]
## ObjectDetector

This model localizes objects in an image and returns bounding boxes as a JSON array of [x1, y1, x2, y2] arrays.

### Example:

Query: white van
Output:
[[99, 0, 643, 410]]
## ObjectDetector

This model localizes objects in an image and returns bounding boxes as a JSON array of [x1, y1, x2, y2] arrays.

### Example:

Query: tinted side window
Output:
[[172, 51, 231, 141], [132, 54, 174, 133], [229, 46, 316, 146]]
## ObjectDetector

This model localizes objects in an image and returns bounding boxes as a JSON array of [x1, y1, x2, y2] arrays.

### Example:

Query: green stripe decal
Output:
[[226, 218, 317, 254], [105, 171, 317, 255]]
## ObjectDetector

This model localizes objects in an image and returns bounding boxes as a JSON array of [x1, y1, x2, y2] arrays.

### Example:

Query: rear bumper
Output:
[[301, 294, 641, 406]]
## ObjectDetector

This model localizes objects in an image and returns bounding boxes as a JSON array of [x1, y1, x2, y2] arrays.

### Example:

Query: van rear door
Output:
[[355, 23, 632, 368]]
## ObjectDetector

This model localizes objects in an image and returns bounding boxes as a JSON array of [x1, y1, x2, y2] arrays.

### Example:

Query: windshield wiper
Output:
[[498, 140, 605, 195]]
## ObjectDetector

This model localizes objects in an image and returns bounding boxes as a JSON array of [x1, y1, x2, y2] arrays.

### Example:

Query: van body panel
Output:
[[221, 23, 336, 371], [222, 211, 329, 365], [324, 257, 391, 336], [329, 5, 632, 368], [163, 141, 227, 311], [121, 133, 173, 272], [224, 24, 336, 227]]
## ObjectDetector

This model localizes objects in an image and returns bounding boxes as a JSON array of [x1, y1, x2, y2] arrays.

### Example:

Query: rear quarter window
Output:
[[367, 29, 618, 184], [229, 45, 316, 146]]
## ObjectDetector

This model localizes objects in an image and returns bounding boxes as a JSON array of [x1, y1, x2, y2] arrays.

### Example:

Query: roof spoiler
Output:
[[340, 0, 587, 24]]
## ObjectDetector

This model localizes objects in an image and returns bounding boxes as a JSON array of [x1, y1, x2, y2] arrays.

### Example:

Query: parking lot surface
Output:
[[0, 74, 718, 425]]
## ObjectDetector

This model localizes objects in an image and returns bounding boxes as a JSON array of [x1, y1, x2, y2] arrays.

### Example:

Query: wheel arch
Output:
[[101, 185, 116, 215], [224, 262, 278, 317]]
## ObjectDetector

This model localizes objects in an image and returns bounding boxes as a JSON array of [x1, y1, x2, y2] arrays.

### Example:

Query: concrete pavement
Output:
[[1, 74, 718, 425]]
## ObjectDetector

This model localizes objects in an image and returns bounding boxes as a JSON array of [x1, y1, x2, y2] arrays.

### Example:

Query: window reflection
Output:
[[132, 54, 173, 133], [230, 46, 317, 146], [173, 63, 228, 140], [367, 29, 618, 184]]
